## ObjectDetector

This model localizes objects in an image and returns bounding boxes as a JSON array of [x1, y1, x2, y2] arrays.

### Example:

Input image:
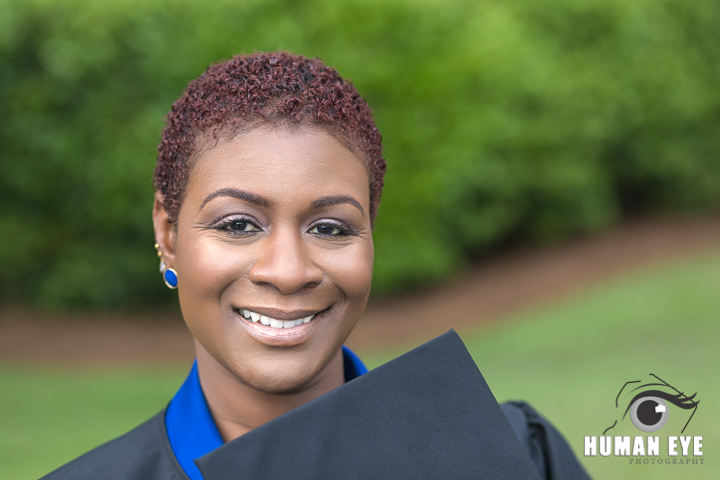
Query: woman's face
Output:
[[156, 126, 373, 394]]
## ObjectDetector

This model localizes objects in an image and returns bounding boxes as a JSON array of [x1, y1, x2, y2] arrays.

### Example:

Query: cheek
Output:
[[317, 242, 374, 304], [175, 234, 252, 316]]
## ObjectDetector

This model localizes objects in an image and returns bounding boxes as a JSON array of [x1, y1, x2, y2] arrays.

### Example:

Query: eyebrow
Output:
[[311, 195, 365, 216], [199, 188, 270, 211], [199, 189, 364, 216]]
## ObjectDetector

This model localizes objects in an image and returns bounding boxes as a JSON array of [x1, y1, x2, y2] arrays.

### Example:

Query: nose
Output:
[[248, 226, 323, 294]]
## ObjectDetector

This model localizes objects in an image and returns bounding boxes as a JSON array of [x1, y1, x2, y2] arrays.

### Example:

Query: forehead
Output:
[[185, 126, 370, 207]]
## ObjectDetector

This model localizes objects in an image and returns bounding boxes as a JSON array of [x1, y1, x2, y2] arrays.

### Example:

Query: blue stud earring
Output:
[[155, 243, 178, 289], [163, 267, 179, 289]]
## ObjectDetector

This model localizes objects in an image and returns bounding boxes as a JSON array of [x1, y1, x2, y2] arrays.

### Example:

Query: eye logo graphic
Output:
[[603, 374, 699, 435]]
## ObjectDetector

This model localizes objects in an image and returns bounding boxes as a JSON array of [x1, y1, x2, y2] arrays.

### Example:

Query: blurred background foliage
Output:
[[1, 0, 720, 309]]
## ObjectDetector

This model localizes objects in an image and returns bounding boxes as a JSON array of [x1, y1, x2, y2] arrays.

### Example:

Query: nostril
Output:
[[248, 258, 322, 293]]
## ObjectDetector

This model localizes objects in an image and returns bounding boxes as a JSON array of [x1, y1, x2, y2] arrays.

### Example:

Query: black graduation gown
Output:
[[41, 331, 591, 480]]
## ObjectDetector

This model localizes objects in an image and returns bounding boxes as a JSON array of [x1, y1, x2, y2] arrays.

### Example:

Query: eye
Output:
[[308, 221, 353, 237], [627, 394, 670, 433], [213, 216, 262, 236], [310, 224, 343, 236], [224, 220, 259, 233]]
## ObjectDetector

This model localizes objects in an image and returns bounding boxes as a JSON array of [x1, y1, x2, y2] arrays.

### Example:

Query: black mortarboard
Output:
[[196, 330, 543, 479]]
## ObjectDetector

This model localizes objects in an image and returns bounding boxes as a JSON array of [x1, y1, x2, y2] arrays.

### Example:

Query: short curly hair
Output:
[[154, 51, 386, 226]]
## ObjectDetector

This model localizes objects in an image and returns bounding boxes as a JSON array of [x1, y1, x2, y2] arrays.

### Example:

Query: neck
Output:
[[194, 340, 345, 442]]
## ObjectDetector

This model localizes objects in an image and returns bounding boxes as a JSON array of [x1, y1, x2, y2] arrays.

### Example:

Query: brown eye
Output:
[[310, 224, 342, 235], [225, 221, 258, 232]]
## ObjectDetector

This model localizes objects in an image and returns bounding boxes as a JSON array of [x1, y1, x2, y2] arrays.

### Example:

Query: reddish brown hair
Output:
[[154, 51, 385, 225]]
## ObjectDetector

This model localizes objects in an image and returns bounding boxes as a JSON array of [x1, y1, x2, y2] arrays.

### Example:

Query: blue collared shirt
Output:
[[165, 346, 368, 480]]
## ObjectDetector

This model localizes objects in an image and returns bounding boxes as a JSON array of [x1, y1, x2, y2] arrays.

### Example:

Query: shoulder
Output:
[[41, 411, 187, 480], [500, 401, 592, 480]]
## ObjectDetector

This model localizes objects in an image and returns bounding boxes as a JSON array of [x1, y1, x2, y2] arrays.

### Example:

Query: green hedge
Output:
[[2, 0, 720, 308]]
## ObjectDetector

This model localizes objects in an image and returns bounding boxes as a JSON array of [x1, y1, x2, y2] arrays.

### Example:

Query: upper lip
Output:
[[234, 306, 326, 321]]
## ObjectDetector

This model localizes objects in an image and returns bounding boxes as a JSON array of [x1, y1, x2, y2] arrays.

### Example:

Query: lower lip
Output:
[[235, 310, 325, 347]]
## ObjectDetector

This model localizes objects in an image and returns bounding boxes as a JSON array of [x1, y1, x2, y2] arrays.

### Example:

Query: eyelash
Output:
[[213, 215, 261, 237], [211, 216, 355, 237], [309, 220, 355, 237]]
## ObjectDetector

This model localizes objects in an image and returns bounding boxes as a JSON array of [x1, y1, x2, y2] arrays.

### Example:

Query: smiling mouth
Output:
[[238, 309, 317, 329]]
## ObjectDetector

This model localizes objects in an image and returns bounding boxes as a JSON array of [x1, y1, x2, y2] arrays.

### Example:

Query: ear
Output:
[[153, 191, 177, 268]]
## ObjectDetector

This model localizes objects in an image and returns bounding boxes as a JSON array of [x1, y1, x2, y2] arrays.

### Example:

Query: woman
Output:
[[43, 52, 589, 479]]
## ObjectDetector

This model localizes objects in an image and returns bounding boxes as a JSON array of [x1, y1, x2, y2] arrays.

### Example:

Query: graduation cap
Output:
[[196, 330, 544, 479]]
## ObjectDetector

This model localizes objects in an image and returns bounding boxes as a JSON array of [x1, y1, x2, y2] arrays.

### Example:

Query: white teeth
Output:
[[240, 309, 318, 329]]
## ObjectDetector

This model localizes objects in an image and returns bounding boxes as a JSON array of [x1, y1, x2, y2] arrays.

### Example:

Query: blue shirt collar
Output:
[[165, 346, 368, 480]]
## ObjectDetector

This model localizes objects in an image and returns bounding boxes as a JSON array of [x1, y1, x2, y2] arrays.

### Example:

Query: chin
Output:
[[245, 376, 314, 395], [234, 357, 331, 394]]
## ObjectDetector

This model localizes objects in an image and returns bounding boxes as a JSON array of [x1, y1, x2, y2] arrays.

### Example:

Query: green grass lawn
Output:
[[2, 249, 719, 479]]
